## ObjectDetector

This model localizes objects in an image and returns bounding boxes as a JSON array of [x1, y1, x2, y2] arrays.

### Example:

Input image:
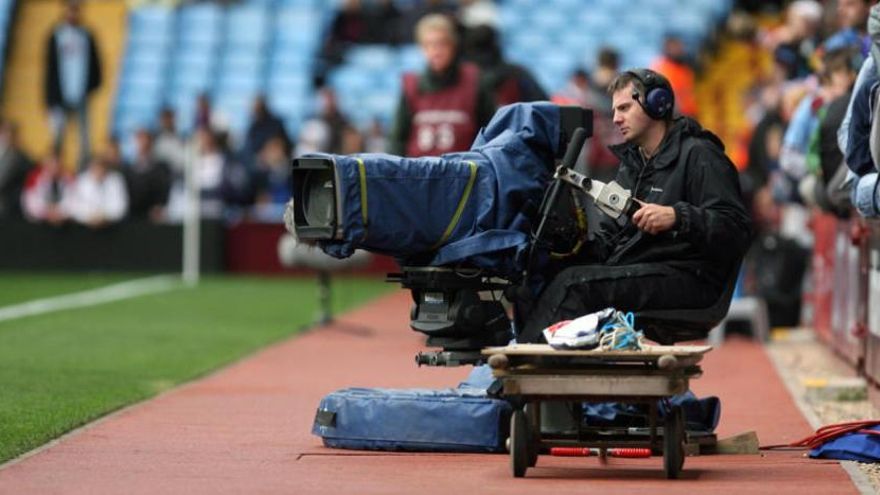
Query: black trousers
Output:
[[518, 263, 720, 343]]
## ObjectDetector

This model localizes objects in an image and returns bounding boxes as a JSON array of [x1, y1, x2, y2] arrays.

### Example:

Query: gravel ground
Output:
[[764, 329, 880, 493]]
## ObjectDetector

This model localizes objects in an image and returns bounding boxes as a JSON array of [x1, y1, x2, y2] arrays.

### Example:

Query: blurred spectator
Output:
[[195, 93, 212, 131], [103, 136, 127, 169], [0, 121, 34, 219], [463, 24, 547, 107], [458, 0, 498, 29], [364, 118, 388, 153], [746, 186, 809, 327], [243, 95, 289, 167], [253, 135, 290, 207], [21, 152, 73, 226], [552, 48, 623, 178], [297, 87, 353, 155], [744, 84, 784, 199], [835, 0, 872, 51], [153, 108, 186, 176], [363, 0, 403, 44], [389, 14, 495, 157], [398, 0, 457, 44], [651, 35, 699, 117], [67, 154, 129, 228], [592, 47, 620, 113], [802, 48, 860, 214], [125, 129, 171, 222], [764, 0, 823, 80], [341, 125, 365, 155], [45, 0, 102, 170], [321, 0, 368, 69]]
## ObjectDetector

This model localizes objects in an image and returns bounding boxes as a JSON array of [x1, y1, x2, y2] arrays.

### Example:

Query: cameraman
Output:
[[519, 69, 752, 343]]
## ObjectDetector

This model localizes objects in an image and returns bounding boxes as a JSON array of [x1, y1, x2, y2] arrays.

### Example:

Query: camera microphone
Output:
[[561, 127, 588, 169]]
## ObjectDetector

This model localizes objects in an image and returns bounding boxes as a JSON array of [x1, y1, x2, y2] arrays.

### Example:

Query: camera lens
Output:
[[302, 169, 336, 227]]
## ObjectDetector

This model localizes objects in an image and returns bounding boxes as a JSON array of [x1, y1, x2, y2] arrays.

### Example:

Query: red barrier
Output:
[[863, 221, 880, 389], [810, 212, 838, 344], [830, 218, 869, 368]]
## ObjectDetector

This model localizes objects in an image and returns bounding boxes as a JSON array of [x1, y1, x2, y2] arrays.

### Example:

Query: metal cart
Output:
[[482, 343, 713, 479]]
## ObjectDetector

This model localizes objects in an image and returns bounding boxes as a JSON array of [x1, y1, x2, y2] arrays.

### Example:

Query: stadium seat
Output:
[[226, 4, 270, 49], [346, 45, 396, 71]]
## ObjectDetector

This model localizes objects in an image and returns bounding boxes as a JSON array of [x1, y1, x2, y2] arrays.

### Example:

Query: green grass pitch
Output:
[[0, 274, 394, 464]]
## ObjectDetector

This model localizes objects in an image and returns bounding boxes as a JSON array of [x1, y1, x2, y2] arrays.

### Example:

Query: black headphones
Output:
[[626, 68, 675, 120]]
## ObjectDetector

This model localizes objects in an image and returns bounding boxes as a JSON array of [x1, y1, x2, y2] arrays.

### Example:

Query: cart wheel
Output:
[[510, 409, 529, 477], [663, 405, 685, 479], [523, 403, 539, 467]]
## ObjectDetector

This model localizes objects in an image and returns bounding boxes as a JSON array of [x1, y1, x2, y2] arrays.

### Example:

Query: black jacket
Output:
[[590, 117, 752, 289], [45, 25, 102, 110]]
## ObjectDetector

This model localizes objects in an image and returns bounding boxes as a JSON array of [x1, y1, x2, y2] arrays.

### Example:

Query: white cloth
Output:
[[68, 169, 128, 223], [55, 24, 89, 107]]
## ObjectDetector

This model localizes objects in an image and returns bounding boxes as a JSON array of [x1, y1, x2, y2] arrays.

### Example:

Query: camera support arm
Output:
[[554, 167, 642, 220]]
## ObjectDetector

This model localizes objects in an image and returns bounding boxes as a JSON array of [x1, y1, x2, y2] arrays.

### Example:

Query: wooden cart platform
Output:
[[482, 343, 713, 479]]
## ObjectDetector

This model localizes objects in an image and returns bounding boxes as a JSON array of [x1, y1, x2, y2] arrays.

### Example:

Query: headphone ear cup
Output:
[[644, 87, 673, 119]]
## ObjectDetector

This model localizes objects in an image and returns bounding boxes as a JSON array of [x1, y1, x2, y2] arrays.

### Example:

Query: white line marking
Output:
[[0, 275, 181, 323]]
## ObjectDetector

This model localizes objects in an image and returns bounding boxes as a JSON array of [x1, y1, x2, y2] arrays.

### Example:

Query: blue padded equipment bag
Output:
[[312, 367, 510, 452]]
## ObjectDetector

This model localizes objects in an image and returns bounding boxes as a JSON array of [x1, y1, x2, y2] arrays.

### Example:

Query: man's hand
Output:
[[632, 202, 676, 235]]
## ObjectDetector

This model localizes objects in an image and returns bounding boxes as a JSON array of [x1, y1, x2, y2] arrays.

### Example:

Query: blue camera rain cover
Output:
[[312, 386, 511, 452], [310, 102, 562, 278]]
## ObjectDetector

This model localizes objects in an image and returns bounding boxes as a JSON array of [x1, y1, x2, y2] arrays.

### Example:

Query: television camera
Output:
[[286, 104, 643, 366]]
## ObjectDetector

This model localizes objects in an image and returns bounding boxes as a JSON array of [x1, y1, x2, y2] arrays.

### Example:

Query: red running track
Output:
[[0, 291, 859, 494]]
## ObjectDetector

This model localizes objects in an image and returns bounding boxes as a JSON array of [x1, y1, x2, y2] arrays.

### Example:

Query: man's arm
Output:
[[670, 145, 753, 260]]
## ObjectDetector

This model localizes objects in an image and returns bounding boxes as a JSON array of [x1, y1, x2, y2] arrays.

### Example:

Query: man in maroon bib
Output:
[[389, 14, 495, 157]]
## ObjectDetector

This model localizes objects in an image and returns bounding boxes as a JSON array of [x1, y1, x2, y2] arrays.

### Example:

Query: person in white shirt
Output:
[[21, 152, 74, 226], [45, 1, 102, 170], [68, 154, 128, 228]]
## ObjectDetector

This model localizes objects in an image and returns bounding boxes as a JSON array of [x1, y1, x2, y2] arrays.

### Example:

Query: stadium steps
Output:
[[0, 0, 126, 170]]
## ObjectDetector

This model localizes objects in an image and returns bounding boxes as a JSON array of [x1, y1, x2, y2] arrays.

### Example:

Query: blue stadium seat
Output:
[[346, 45, 396, 71], [226, 4, 271, 49], [396, 45, 424, 72], [220, 50, 266, 77], [267, 72, 311, 98], [269, 92, 314, 126]]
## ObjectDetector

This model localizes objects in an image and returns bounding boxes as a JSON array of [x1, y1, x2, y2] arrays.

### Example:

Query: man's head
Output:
[[64, 1, 81, 25], [416, 14, 458, 74], [159, 108, 176, 132], [252, 95, 269, 120], [135, 128, 154, 158], [837, 0, 872, 31], [823, 47, 861, 97], [593, 47, 620, 89], [607, 69, 674, 145], [662, 35, 687, 63]]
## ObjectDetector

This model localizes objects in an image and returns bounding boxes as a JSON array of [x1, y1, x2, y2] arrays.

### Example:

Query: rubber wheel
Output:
[[663, 405, 685, 479], [510, 409, 529, 478], [523, 403, 539, 467]]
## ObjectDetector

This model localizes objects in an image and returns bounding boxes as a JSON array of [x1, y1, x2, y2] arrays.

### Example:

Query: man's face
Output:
[[65, 4, 80, 25], [612, 83, 653, 144], [838, 0, 870, 30], [420, 28, 456, 74]]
